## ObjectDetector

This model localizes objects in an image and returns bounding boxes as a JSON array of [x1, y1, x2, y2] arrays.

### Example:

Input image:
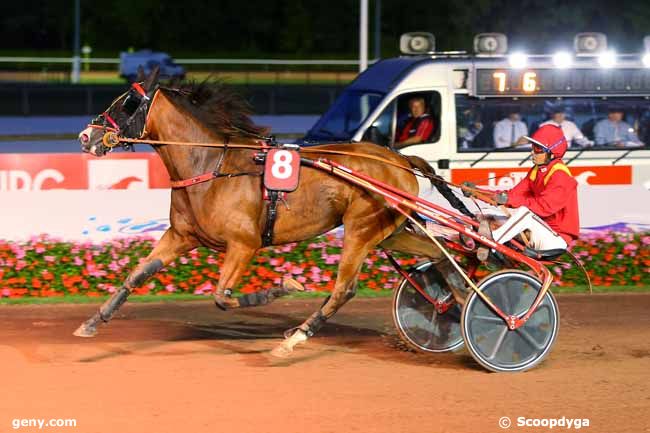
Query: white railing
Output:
[[0, 56, 378, 66]]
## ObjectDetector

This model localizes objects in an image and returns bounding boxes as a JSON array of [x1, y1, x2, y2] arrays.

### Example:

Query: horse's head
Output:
[[78, 66, 160, 156]]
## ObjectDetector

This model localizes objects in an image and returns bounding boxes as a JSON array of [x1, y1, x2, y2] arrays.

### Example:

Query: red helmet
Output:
[[524, 124, 567, 159]]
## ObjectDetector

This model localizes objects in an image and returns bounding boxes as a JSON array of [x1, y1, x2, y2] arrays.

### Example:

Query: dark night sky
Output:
[[1, 0, 649, 56]]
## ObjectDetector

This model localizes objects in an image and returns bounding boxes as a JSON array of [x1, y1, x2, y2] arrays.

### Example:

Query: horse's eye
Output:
[[122, 95, 140, 115]]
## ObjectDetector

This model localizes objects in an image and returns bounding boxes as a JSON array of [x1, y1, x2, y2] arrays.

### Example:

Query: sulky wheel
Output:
[[461, 270, 559, 373], [392, 261, 464, 353]]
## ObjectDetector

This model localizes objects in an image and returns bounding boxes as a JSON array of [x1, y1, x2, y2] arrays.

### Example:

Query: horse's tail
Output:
[[402, 155, 474, 218]]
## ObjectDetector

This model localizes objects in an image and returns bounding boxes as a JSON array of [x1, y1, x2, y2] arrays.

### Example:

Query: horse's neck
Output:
[[146, 94, 253, 183]]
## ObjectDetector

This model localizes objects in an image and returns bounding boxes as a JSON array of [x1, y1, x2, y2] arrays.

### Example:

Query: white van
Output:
[[303, 33, 650, 229]]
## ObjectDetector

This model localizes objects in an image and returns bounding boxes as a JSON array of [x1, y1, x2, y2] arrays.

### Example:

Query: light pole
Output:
[[374, 0, 381, 61], [359, 0, 368, 72], [71, 0, 81, 83]]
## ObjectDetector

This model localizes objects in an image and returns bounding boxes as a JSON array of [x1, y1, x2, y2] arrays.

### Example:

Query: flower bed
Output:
[[0, 231, 648, 298]]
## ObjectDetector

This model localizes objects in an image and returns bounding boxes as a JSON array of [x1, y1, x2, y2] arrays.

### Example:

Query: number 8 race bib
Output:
[[263, 148, 301, 192]]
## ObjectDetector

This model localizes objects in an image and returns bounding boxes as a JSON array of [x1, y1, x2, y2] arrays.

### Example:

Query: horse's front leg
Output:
[[213, 242, 305, 310], [270, 213, 387, 357], [212, 242, 258, 310], [73, 228, 197, 337]]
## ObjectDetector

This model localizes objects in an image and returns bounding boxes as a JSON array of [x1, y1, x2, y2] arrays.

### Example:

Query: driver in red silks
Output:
[[469, 124, 580, 251]]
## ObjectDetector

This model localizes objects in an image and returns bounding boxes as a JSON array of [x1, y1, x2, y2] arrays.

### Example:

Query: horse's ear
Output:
[[136, 65, 145, 82], [144, 65, 160, 91]]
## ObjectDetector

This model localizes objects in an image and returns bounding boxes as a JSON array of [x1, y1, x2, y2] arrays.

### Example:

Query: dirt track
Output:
[[1, 294, 649, 433]]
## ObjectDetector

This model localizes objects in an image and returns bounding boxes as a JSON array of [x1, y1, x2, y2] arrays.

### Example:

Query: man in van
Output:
[[395, 96, 435, 149]]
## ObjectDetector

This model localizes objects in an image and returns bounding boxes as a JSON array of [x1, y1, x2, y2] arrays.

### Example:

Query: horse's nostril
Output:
[[80, 133, 89, 144]]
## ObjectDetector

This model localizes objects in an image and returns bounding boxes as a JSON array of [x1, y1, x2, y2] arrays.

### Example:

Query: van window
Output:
[[456, 94, 650, 152], [308, 90, 384, 142], [364, 91, 441, 149]]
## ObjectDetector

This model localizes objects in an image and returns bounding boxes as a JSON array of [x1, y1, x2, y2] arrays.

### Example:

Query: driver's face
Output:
[[409, 99, 426, 117], [532, 150, 550, 165]]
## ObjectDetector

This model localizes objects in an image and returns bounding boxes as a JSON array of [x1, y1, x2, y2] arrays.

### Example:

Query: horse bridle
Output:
[[87, 82, 155, 154]]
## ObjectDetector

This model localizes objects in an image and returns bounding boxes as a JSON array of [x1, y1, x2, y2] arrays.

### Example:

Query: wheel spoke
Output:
[[473, 314, 504, 324], [487, 325, 509, 360], [532, 303, 551, 317], [420, 271, 436, 297], [516, 327, 547, 351], [500, 283, 513, 313], [423, 309, 438, 344]]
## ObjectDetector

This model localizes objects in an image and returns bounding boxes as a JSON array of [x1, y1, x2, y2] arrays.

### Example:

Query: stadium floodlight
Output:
[[553, 51, 573, 69], [508, 52, 527, 69], [643, 53, 650, 68], [598, 50, 616, 68]]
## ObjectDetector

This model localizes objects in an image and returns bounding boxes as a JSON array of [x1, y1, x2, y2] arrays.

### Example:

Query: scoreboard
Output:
[[475, 68, 650, 96]]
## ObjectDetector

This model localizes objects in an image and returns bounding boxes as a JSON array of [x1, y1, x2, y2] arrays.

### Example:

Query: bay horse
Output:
[[75, 67, 465, 356]]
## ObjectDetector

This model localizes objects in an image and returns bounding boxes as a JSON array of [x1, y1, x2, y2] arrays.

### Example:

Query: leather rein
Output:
[[102, 133, 459, 190], [92, 85, 489, 199]]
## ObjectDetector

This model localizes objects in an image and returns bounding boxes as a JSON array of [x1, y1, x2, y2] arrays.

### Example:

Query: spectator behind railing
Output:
[[540, 105, 593, 148], [493, 110, 528, 149], [594, 106, 644, 148]]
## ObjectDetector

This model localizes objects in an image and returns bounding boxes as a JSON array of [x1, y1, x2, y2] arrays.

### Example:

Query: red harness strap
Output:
[[262, 188, 286, 201], [169, 140, 267, 189], [170, 172, 223, 188], [169, 169, 261, 188]]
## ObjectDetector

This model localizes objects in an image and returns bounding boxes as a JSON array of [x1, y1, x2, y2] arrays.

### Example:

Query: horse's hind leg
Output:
[[380, 228, 469, 304], [73, 228, 197, 337]]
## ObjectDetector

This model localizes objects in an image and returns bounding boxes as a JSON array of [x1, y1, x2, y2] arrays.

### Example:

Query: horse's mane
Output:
[[160, 80, 266, 138]]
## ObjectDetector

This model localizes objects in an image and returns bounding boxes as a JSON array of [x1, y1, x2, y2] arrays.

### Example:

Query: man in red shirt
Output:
[[395, 96, 435, 149], [482, 124, 580, 251]]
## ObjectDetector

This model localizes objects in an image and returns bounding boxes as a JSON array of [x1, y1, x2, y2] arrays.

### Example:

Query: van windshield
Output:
[[305, 90, 384, 142]]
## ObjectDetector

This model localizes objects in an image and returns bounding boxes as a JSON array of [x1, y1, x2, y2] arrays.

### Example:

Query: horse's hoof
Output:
[[213, 298, 228, 311], [213, 293, 239, 311], [476, 246, 490, 262], [270, 343, 293, 358], [73, 323, 97, 338], [270, 328, 308, 358], [282, 278, 306, 293]]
